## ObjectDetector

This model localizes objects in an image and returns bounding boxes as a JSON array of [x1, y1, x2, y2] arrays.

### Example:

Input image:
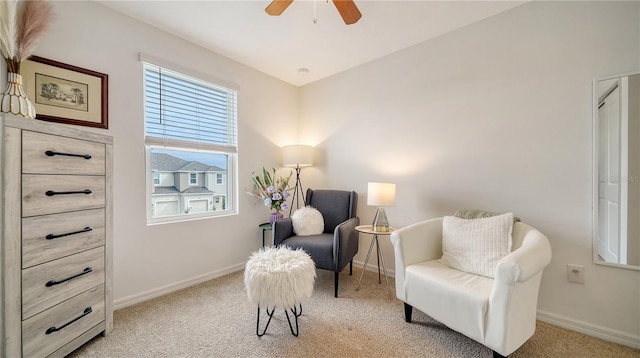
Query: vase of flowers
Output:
[[249, 167, 292, 223], [1, 71, 35, 118], [0, 0, 54, 119], [269, 211, 284, 225]]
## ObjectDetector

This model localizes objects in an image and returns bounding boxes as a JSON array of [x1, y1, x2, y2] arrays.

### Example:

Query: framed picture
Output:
[[21, 56, 109, 129]]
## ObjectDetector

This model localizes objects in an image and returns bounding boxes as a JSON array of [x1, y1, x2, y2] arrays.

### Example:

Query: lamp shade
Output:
[[367, 182, 396, 207], [282, 145, 313, 167]]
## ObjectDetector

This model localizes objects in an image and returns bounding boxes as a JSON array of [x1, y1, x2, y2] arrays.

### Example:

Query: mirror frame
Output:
[[592, 70, 640, 270]]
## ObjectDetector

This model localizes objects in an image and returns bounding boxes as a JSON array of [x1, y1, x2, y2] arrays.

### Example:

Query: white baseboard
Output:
[[113, 261, 639, 351], [537, 309, 640, 349], [353, 258, 396, 277], [113, 262, 246, 310], [354, 259, 639, 350], [115, 260, 389, 310], [355, 260, 639, 350]]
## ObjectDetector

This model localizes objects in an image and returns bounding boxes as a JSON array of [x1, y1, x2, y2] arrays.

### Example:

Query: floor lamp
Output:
[[282, 145, 313, 216]]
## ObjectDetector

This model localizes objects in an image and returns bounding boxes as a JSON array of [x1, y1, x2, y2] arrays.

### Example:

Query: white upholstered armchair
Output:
[[391, 216, 551, 357]]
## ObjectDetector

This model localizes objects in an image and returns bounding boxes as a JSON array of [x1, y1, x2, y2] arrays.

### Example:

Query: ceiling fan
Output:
[[265, 0, 362, 25]]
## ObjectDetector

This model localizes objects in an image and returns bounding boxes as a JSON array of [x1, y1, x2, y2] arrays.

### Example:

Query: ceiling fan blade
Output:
[[265, 0, 294, 16], [332, 0, 362, 25]]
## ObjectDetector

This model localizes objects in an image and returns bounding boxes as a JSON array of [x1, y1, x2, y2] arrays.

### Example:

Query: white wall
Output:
[[32, 1, 299, 305], [299, 1, 639, 345]]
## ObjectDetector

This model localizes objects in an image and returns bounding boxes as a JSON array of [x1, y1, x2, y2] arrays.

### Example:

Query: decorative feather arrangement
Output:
[[0, 0, 18, 64], [0, 0, 54, 73], [17, 0, 54, 62]]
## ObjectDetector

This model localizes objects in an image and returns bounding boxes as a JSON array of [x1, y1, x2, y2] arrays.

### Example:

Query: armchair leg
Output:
[[349, 259, 353, 275], [334, 272, 339, 298], [493, 351, 507, 358], [404, 303, 412, 323]]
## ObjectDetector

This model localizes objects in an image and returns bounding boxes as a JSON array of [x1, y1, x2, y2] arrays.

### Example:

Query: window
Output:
[[143, 54, 238, 224]]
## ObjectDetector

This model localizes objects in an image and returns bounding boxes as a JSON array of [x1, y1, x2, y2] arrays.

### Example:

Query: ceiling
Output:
[[98, 0, 527, 87]]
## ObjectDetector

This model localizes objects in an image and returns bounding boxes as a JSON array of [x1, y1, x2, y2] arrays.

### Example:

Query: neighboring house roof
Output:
[[182, 187, 214, 194], [152, 152, 223, 172], [154, 186, 215, 195], [154, 186, 180, 194], [152, 153, 189, 171], [180, 161, 219, 172]]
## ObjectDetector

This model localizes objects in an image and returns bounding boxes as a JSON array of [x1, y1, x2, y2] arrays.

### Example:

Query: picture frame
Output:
[[21, 56, 109, 129]]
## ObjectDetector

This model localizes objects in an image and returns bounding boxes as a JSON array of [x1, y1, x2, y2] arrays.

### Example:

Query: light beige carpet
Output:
[[69, 268, 639, 358]]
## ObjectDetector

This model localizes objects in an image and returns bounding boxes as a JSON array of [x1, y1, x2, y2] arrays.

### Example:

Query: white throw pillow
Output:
[[291, 206, 324, 236], [439, 212, 514, 278]]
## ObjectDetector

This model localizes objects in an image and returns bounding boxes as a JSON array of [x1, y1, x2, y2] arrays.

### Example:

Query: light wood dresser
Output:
[[1, 113, 113, 357]]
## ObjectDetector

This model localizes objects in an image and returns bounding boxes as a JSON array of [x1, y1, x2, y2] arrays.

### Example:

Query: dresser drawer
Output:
[[22, 130, 106, 175], [22, 284, 105, 358], [22, 247, 105, 319], [22, 208, 106, 268], [22, 174, 105, 217]]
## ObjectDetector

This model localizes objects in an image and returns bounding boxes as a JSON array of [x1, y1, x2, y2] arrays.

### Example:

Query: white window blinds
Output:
[[143, 62, 238, 152]]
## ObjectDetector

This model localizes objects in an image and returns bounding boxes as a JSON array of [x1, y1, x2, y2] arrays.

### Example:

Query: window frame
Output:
[[189, 172, 198, 185], [142, 53, 239, 225]]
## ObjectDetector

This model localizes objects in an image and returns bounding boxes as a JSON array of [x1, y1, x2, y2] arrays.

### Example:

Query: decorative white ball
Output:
[[291, 206, 324, 236]]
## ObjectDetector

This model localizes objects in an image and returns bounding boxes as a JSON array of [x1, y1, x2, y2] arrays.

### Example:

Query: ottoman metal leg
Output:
[[284, 304, 303, 337], [256, 307, 275, 337], [257, 304, 304, 337]]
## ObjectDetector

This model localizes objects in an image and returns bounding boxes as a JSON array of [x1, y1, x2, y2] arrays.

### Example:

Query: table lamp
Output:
[[367, 182, 396, 232], [282, 144, 313, 215]]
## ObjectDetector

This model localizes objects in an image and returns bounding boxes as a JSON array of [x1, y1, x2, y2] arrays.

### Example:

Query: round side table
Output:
[[258, 222, 272, 247], [355, 225, 397, 299]]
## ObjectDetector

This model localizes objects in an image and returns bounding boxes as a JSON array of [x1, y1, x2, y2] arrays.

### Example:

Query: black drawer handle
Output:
[[46, 267, 93, 287], [46, 226, 93, 240], [46, 189, 92, 196], [45, 150, 92, 160], [46, 307, 93, 334]]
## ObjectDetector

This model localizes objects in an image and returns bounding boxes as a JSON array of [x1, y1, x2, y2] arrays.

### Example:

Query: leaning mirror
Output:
[[593, 71, 640, 270]]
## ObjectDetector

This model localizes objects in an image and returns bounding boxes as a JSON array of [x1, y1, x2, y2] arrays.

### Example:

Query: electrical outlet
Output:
[[567, 264, 585, 284]]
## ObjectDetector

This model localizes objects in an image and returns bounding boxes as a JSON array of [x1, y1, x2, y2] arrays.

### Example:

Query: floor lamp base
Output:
[[289, 166, 306, 216]]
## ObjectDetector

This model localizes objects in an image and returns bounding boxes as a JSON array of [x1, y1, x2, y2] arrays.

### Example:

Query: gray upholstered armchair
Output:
[[273, 189, 359, 297]]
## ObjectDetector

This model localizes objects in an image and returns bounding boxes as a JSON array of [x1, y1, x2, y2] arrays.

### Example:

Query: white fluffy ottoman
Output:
[[244, 246, 316, 336]]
